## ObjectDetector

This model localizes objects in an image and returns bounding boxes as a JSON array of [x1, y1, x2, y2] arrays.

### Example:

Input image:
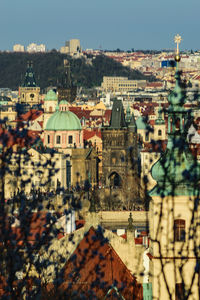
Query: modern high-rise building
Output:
[[60, 39, 81, 56], [69, 39, 80, 55]]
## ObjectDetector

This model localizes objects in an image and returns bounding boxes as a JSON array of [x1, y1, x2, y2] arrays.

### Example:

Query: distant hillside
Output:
[[0, 51, 155, 90]]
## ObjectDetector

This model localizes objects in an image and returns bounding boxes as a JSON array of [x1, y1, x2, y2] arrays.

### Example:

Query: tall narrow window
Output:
[[175, 283, 184, 300], [56, 135, 61, 144], [158, 129, 162, 136], [47, 135, 50, 144], [174, 219, 185, 241], [68, 135, 73, 144]]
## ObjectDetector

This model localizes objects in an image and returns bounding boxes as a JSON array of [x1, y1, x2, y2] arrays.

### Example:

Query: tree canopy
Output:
[[0, 52, 155, 90]]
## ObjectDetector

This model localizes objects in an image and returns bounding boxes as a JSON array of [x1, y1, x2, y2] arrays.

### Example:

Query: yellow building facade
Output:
[[101, 76, 146, 92]]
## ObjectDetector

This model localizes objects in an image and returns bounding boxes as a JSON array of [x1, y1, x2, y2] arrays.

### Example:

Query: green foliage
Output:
[[0, 52, 155, 90]]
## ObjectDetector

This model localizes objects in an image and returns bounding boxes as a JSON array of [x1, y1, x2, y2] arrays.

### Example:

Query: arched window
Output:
[[175, 118, 180, 130], [56, 135, 61, 144], [145, 132, 149, 142], [158, 129, 162, 136], [174, 219, 185, 241], [170, 117, 173, 133], [68, 135, 73, 144], [47, 135, 50, 144], [108, 172, 122, 188]]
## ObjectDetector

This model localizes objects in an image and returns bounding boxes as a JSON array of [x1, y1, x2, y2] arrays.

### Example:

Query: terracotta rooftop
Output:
[[16, 110, 43, 122], [57, 226, 143, 299], [83, 129, 102, 141]]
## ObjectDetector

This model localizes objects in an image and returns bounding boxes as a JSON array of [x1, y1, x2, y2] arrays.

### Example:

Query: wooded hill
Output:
[[0, 51, 155, 91]]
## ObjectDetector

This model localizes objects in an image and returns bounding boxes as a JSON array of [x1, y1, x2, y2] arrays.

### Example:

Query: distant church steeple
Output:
[[57, 59, 77, 103], [22, 61, 38, 87], [18, 61, 40, 112]]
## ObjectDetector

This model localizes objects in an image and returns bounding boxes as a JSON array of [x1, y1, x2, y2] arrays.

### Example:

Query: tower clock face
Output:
[[30, 94, 35, 99], [29, 73, 33, 77]]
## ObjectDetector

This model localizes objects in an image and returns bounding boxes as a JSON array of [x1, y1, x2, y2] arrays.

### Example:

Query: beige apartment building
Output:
[[101, 76, 146, 92], [13, 44, 25, 52]]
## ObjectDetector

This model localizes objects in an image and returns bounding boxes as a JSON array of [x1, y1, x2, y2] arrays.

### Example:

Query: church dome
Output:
[[45, 99, 81, 131], [45, 108, 81, 131], [44, 89, 58, 101]]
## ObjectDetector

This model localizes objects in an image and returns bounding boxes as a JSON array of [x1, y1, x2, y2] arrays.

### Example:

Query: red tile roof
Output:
[[1, 212, 63, 247], [83, 129, 102, 141], [59, 227, 142, 299], [142, 140, 167, 152], [16, 110, 43, 122], [0, 127, 39, 149]]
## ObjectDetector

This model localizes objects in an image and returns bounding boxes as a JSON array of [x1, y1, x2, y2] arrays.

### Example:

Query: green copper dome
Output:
[[44, 89, 58, 101], [136, 116, 148, 130], [59, 100, 69, 105], [45, 110, 81, 131]]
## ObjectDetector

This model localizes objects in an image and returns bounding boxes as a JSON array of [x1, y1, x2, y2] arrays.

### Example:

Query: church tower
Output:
[[149, 36, 200, 300], [19, 62, 40, 109], [57, 59, 77, 103], [101, 99, 141, 210]]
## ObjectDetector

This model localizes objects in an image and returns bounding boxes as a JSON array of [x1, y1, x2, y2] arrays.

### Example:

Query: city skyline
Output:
[[1, 0, 200, 51]]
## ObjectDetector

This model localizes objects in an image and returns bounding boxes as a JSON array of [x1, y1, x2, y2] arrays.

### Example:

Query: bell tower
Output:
[[19, 61, 40, 108], [149, 36, 200, 300], [57, 59, 77, 103]]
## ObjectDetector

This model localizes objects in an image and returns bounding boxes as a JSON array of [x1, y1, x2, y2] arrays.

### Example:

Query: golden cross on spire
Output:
[[174, 34, 182, 54]]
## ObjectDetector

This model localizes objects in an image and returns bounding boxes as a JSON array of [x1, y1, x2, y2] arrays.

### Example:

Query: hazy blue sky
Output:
[[1, 0, 200, 51]]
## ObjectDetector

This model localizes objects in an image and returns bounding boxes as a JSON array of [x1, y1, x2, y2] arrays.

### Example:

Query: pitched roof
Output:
[[83, 129, 102, 141], [16, 110, 43, 122], [109, 99, 127, 129], [0, 212, 63, 248], [60, 226, 142, 299], [0, 127, 39, 149]]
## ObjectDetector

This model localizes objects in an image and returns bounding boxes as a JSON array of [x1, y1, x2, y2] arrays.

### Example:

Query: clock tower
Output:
[[19, 62, 40, 110]]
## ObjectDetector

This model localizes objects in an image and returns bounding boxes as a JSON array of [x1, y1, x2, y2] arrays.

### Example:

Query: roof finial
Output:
[[174, 34, 182, 63]]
